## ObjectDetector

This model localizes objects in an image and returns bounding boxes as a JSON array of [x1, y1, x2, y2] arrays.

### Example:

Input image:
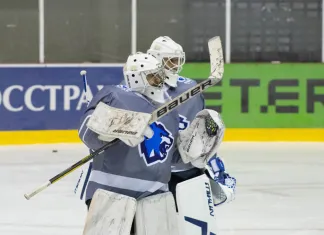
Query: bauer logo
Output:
[[138, 122, 174, 166], [156, 79, 213, 118]]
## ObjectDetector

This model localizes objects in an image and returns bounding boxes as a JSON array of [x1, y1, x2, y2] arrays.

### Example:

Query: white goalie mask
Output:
[[123, 53, 167, 103], [147, 36, 185, 88]]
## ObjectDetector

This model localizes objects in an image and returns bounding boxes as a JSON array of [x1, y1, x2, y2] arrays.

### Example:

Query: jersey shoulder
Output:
[[175, 76, 198, 92], [89, 85, 145, 110], [92, 84, 135, 101]]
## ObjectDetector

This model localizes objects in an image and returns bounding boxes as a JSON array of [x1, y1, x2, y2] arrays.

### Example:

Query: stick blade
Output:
[[208, 36, 224, 80]]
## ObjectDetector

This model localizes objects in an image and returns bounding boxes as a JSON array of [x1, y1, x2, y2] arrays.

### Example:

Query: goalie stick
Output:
[[24, 36, 224, 200]]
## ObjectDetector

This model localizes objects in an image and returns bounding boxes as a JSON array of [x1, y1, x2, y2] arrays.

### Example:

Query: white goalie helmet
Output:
[[147, 36, 185, 87], [123, 52, 167, 103]]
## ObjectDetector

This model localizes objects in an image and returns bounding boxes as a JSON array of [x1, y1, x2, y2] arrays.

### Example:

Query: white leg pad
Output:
[[135, 192, 179, 235], [176, 174, 218, 235], [83, 189, 137, 235]]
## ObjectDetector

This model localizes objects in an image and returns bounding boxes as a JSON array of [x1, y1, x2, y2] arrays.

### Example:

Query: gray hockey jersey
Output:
[[168, 76, 205, 172], [78, 85, 179, 201]]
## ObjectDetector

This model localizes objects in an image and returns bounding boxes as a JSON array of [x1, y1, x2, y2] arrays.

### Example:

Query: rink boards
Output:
[[0, 63, 323, 144]]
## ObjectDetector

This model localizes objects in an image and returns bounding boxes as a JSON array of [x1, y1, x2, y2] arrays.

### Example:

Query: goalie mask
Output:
[[147, 36, 185, 88], [123, 53, 167, 103], [177, 109, 225, 168]]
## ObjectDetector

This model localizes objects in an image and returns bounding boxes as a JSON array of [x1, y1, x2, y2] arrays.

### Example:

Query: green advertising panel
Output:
[[180, 63, 324, 128]]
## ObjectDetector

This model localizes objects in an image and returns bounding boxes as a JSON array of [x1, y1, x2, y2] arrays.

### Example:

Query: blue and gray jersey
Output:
[[168, 76, 205, 172], [78, 85, 179, 201]]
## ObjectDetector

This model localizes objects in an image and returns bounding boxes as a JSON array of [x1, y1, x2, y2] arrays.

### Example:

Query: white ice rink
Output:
[[1, 142, 323, 235]]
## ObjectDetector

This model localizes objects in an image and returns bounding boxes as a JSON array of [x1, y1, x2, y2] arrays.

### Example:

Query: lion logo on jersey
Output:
[[139, 122, 174, 166]]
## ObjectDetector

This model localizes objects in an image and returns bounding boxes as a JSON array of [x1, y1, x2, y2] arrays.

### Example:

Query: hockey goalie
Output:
[[82, 105, 236, 235], [78, 39, 236, 235]]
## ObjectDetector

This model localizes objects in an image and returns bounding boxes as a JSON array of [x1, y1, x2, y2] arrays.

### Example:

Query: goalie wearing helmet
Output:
[[147, 36, 236, 208], [78, 52, 179, 203], [77, 53, 183, 234], [76, 38, 236, 235]]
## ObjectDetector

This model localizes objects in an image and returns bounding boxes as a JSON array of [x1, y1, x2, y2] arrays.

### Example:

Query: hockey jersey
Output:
[[78, 85, 179, 201], [118, 77, 205, 171], [168, 76, 205, 172]]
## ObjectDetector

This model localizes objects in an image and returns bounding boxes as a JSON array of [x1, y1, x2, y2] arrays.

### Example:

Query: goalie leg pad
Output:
[[176, 174, 218, 235], [135, 192, 179, 235], [83, 189, 136, 235]]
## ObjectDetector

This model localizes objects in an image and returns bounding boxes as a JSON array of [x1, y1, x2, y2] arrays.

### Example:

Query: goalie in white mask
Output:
[[78, 51, 233, 235], [147, 36, 185, 88], [77, 53, 182, 234], [77, 38, 236, 235], [148, 36, 236, 207]]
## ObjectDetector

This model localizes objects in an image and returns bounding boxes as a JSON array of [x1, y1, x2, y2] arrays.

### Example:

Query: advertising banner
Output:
[[181, 63, 324, 128], [0, 63, 323, 144], [0, 65, 123, 131]]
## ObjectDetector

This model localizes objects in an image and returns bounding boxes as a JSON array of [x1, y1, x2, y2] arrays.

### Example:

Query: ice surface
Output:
[[1, 142, 323, 235]]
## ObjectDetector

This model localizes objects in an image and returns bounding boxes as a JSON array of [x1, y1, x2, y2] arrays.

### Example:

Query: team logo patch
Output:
[[177, 76, 194, 84], [179, 115, 190, 131], [139, 122, 174, 166], [116, 84, 132, 92]]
